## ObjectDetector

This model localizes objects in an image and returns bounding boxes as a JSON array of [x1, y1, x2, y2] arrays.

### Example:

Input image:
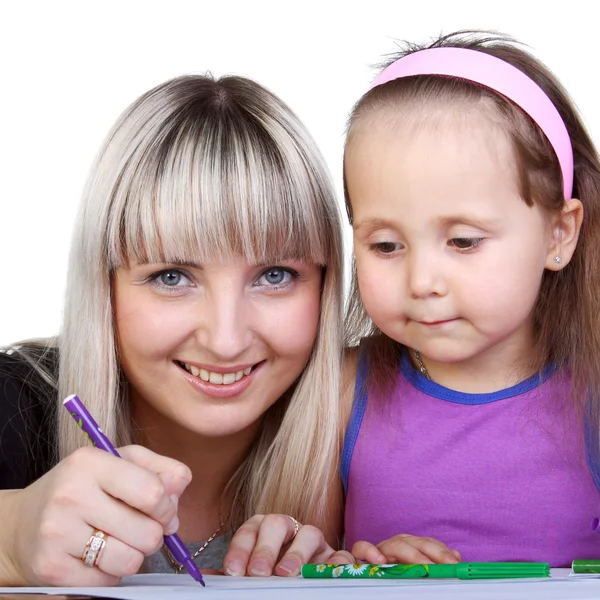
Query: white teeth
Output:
[[209, 372, 223, 384], [182, 363, 255, 385], [223, 372, 236, 385]]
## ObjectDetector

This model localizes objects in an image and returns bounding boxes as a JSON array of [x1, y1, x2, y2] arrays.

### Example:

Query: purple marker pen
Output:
[[63, 394, 205, 586]]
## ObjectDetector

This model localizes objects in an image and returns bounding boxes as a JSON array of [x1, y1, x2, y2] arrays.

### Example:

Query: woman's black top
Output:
[[0, 348, 58, 489]]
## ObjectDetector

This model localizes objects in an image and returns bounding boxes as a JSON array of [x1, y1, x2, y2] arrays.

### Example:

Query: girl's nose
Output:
[[407, 250, 448, 299]]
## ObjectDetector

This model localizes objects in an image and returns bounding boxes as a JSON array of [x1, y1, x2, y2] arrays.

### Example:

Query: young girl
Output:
[[341, 31, 600, 567], [0, 73, 351, 586]]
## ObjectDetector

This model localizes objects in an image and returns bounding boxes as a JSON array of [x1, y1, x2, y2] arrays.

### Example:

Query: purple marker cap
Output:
[[591, 517, 600, 533], [63, 394, 205, 586]]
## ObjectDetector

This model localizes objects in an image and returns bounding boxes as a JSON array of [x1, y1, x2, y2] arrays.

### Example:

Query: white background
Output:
[[1, 0, 598, 345]]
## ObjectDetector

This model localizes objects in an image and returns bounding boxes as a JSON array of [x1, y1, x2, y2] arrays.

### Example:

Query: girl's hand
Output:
[[3, 445, 191, 586], [223, 514, 353, 577], [352, 534, 462, 565]]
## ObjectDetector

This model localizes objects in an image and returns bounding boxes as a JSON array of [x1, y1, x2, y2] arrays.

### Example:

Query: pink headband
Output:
[[371, 47, 573, 199]]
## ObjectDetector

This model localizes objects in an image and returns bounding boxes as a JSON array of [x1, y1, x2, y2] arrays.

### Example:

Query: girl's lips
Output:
[[418, 318, 458, 326], [176, 360, 263, 399]]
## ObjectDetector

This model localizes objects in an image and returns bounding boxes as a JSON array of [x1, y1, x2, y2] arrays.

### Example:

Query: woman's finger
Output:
[[118, 445, 192, 496], [64, 448, 178, 534], [79, 491, 168, 556], [222, 514, 265, 576], [72, 526, 145, 578], [246, 514, 300, 576], [271, 524, 330, 576]]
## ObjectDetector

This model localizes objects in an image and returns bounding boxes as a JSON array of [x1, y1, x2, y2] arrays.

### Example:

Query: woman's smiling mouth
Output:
[[175, 360, 264, 398]]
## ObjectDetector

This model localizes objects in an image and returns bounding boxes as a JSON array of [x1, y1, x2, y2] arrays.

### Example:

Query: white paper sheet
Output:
[[2, 569, 600, 600]]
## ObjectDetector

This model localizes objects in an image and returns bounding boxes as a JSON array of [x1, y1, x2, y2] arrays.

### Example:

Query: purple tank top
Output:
[[342, 346, 600, 566]]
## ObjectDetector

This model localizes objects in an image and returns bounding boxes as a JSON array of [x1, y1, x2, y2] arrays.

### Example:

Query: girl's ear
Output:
[[545, 198, 583, 270]]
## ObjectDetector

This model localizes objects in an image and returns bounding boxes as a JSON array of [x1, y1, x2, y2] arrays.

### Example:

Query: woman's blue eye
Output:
[[159, 271, 183, 286], [262, 269, 288, 285], [150, 269, 192, 289], [257, 267, 297, 287]]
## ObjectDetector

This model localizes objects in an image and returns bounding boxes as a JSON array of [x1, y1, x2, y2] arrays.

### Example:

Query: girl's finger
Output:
[[379, 536, 459, 564], [351, 540, 387, 564], [405, 536, 460, 564], [324, 550, 355, 565]]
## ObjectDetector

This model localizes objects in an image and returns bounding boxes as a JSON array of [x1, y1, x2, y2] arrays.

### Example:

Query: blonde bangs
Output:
[[106, 107, 329, 269]]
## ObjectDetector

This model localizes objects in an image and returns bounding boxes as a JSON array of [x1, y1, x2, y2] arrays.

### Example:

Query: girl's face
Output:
[[346, 110, 558, 385], [113, 256, 322, 440]]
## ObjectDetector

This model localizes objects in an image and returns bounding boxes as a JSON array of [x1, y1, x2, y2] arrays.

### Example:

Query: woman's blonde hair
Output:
[[12, 74, 344, 532]]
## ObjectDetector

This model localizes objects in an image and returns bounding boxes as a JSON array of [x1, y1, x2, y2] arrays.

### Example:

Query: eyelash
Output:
[[448, 238, 484, 252], [368, 242, 402, 256], [147, 269, 194, 292], [254, 267, 300, 290], [367, 238, 484, 257], [146, 266, 300, 293]]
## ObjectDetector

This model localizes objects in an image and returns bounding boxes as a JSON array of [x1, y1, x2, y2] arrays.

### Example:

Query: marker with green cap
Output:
[[572, 559, 600, 574], [301, 562, 550, 580]]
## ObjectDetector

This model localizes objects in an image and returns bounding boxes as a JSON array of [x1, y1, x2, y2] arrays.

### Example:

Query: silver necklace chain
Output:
[[162, 513, 230, 574], [413, 350, 431, 380]]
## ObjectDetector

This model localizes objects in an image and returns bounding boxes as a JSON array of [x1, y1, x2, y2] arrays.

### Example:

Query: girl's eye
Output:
[[150, 269, 192, 289], [256, 267, 298, 288], [370, 242, 402, 254], [448, 237, 483, 251]]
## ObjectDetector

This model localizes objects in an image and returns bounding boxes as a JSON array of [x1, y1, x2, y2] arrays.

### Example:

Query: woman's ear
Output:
[[545, 198, 583, 270]]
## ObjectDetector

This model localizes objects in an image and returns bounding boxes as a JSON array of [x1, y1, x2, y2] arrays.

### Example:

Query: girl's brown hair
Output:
[[344, 31, 600, 482]]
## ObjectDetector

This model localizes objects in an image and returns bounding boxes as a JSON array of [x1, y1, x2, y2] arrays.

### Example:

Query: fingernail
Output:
[[170, 494, 179, 508], [249, 558, 269, 576], [277, 559, 298, 575], [165, 515, 179, 535], [224, 560, 244, 576]]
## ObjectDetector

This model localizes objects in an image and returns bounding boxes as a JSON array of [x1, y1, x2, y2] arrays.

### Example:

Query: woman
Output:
[[0, 73, 349, 586]]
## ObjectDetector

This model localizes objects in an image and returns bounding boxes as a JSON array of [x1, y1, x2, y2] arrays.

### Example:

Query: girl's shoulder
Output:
[[341, 336, 396, 424], [341, 346, 360, 430], [0, 345, 59, 488]]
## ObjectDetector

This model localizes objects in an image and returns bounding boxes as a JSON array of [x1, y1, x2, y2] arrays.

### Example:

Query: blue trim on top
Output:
[[340, 346, 369, 495], [585, 402, 600, 491], [400, 351, 556, 405]]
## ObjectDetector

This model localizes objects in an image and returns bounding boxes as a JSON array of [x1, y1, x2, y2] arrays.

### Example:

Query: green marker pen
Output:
[[572, 559, 600, 574], [301, 562, 550, 580]]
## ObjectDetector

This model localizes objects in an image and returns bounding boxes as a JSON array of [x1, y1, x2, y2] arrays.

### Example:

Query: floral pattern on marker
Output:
[[302, 563, 430, 579]]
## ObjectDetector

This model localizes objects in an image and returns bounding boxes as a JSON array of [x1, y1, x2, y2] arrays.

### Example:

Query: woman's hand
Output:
[[223, 513, 353, 577], [1, 445, 191, 586], [352, 534, 461, 565]]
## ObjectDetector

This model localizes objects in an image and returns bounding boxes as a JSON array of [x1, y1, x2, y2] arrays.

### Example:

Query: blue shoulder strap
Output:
[[340, 344, 370, 495], [585, 400, 600, 491]]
